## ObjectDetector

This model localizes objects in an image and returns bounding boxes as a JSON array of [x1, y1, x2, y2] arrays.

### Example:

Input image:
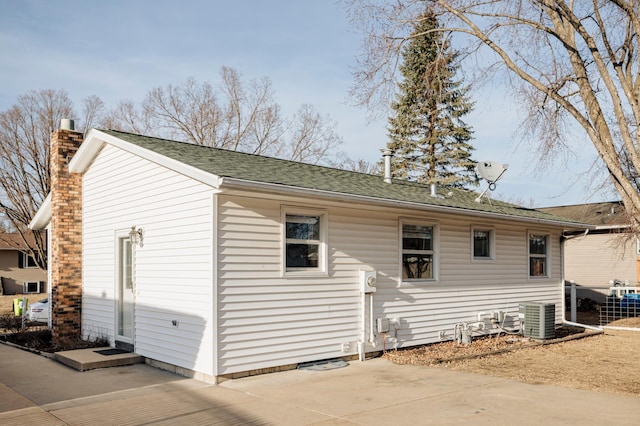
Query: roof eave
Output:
[[29, 193, 51, 230], [220, 177, 590, 229], [69, 129, 224, 188]]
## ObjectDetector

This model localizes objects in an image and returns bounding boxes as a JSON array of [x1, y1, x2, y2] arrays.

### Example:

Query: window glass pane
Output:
[[123, 239, 133, 289], [530, 257, 546, 277], [529, 235, 547, 255], [473, 230, 491, 258], [402, 254, 433, 279], [286, 243, 319, 268], [24, 254, 38, 268], [403, 225, 433, 251], [286, 215, 320, 240]]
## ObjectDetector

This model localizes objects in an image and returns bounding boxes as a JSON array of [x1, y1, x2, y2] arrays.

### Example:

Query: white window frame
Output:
[[471, 226, 495, 261], [282, 207, 328, 276], [400, 219, 438, 282], [22, 252, 38, 268], [528, 231, 550, 278]]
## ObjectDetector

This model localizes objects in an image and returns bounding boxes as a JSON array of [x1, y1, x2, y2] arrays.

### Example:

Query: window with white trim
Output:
[[284, 209, 326, 273], [472, 228, 494, 260], [529, 233, 549, 277], [402, 223, 436, 280], [19, 252, 38, 268]]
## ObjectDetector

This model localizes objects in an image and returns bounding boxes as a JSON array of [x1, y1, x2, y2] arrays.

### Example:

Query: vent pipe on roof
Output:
[[60, 119, 75, 131], [430, 183, 444, 199], [383, 149, 394, 184]]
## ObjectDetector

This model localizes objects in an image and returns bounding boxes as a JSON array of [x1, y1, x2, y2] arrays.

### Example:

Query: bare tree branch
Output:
[[344, 0, 640, 232], [104, 68, 342, 165], [0, 89, 103, 268]]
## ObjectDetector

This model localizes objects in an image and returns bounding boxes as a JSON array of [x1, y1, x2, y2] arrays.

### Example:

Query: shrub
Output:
[[1, 326, 110, 353], [0, 313, 26, 333]]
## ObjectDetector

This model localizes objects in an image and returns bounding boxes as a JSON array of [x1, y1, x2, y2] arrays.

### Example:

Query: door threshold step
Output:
[[54, 347, 144, 371]]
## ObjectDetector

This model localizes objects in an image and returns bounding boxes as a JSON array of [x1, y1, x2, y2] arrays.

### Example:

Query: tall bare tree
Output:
[[344, 0, 640, 229], [0, 89, 102, 268], [106, 67, 342, 164], [282, 104, 343, 164]]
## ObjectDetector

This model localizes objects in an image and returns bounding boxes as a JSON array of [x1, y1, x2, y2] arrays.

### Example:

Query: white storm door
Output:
[[117, 236, 135, 343]]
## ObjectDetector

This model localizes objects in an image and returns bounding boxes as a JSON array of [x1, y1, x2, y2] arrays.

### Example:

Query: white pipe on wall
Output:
[[358, 290, 366, 361], [369, 293, 375, 344]]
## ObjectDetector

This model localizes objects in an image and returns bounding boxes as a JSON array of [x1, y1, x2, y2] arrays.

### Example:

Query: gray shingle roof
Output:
[[539, 202, 629, 227], [101, 129, 587, 227]]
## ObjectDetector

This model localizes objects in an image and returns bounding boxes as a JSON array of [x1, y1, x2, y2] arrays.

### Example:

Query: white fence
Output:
[[565, 281, 640, 329]]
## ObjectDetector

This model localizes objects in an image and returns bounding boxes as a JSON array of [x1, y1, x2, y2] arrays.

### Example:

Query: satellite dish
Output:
[[477, 161, 508, 183], [475, 161, 509, 203]]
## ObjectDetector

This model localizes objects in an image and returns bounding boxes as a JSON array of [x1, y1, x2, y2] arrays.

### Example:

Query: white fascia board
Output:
[[29, 193, 51, 230], [67, 129, 106, 172], [219, 177, 591, 230], [69, 129, 223, 188]]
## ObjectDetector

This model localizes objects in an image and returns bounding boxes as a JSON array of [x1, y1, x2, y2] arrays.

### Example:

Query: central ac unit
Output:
[[518, 302, 555, 339]]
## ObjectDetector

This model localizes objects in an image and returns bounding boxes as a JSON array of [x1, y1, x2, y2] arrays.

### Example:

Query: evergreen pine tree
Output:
[[387, 11, 477, 188]]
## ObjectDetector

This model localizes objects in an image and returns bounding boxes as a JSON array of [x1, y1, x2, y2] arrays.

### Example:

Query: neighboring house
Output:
[[0, 233, 47, 295], [539, 202, 636, 303], [31, 126, 587, 383]]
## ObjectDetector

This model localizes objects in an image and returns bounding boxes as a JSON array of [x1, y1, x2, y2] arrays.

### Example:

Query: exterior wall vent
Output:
[[518, 302, 555, 339]]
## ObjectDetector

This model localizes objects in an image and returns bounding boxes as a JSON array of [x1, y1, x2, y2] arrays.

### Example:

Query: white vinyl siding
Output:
[[216, 193, 565, 375], [82, 144, 216, 376], [564, 233, 637, 300]]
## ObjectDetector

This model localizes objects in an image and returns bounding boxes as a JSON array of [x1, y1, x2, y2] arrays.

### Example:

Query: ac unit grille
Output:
[[519, 302, 555, 339]]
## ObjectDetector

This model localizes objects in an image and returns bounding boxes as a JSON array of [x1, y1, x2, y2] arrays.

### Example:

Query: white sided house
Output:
[[32, 127, 588, 383], [540, 202, 638, 303]]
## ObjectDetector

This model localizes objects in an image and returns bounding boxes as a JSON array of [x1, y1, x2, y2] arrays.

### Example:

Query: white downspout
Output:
[[358, 289, 366, 361], [368, 293, 375, 344]]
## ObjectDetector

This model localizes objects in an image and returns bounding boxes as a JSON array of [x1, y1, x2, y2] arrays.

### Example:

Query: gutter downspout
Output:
[[368, 293, 375, 344], [560, 232, 602, 331]]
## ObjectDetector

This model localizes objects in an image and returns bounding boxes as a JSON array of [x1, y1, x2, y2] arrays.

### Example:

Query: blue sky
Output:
[[0, 0, 612, 207]]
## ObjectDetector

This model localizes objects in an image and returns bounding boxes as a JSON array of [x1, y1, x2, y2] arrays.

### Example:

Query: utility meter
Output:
[[359, 270, 377, 293]]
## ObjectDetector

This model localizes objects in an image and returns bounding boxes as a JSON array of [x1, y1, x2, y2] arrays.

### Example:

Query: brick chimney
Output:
[[49, 119, 83, 344]]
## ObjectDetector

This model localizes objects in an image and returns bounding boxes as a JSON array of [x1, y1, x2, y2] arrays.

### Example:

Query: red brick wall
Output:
[[49, 129, 83, 343]]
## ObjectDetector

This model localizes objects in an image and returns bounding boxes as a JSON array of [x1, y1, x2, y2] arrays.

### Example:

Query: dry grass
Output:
[[384, 327, 640, 396]]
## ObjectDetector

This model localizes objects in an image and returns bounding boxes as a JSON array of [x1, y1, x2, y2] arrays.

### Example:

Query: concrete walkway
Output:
[[0, 343, 638, 425]]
